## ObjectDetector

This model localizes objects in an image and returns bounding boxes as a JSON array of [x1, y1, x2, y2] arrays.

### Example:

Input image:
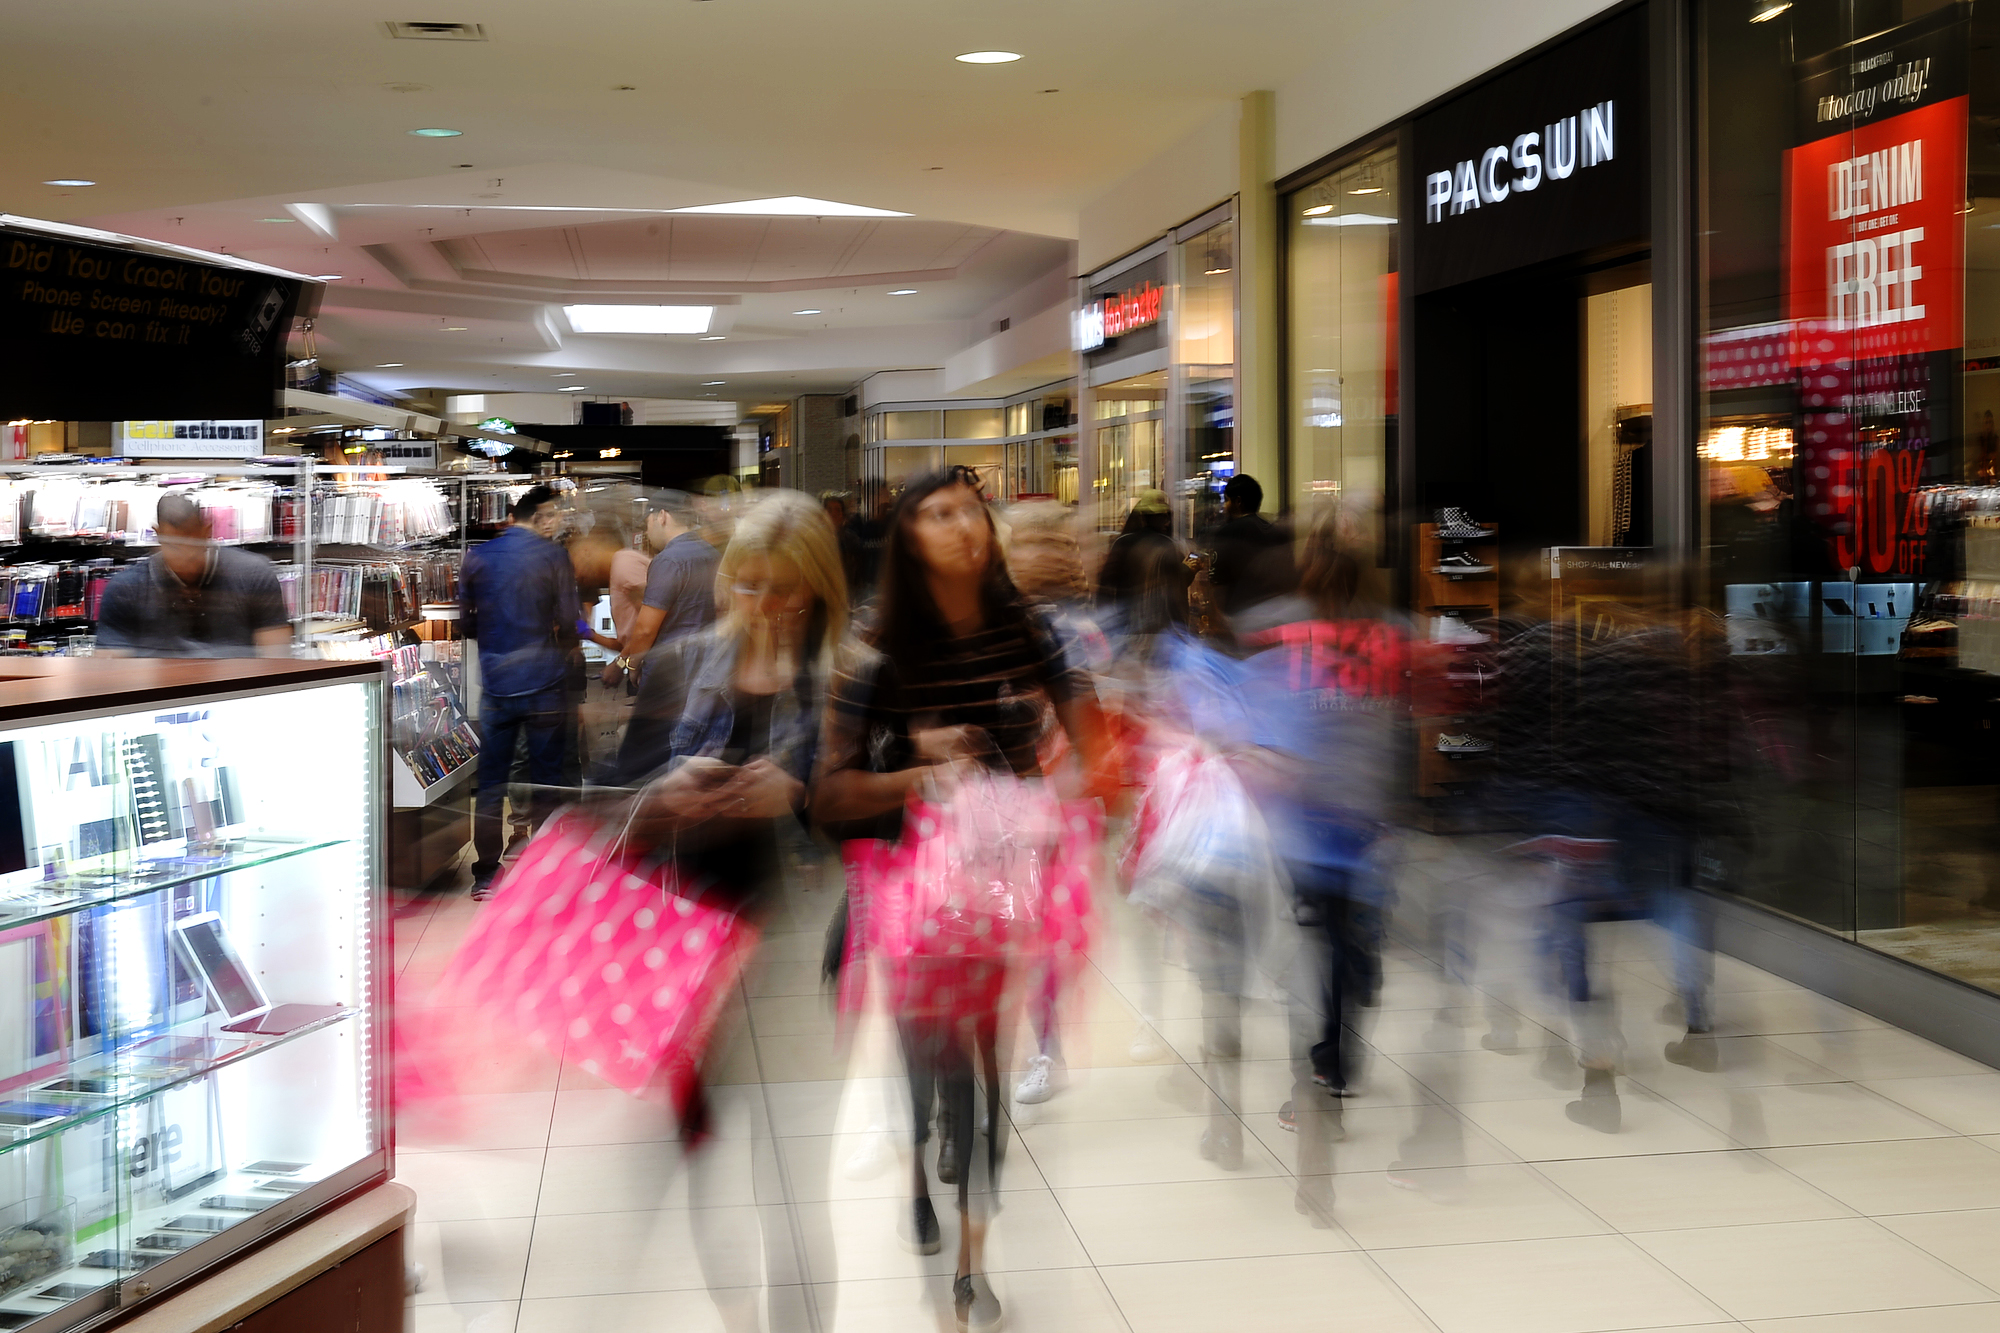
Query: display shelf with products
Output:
[[0, 657, 386, 1330], [1411, 519, 1500, 799]]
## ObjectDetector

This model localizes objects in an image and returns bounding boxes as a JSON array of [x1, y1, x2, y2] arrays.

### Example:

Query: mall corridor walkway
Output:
[[393, 833, 2000, 1333]]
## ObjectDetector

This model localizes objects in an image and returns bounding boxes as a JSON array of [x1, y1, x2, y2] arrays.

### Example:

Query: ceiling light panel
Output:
[[955, 51, 1022, 63], [564, 304, 714, 334], [667, 195, 910, 218]]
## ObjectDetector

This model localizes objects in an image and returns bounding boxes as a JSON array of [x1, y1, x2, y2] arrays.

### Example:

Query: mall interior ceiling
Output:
[[0, 0, 1390, 416]]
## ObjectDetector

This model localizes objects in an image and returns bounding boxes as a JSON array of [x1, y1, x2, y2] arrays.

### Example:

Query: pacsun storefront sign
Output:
[[1409, 5, 1649, 296]]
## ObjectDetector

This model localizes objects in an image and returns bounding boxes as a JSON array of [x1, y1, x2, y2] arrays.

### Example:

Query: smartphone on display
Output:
[[34, 1284, 106, 1300], [135, 1233, 202, 1253], [255, 1179, 310, 1195], [79, 1251, 161, 1271], [0, 1313, 39, 1328], [200, 1196, 270, 1212], [242, 1159, 307, 1175], [162, 1216, 229, 1234]]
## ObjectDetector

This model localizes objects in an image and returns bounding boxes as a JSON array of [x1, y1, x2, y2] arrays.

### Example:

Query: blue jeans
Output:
[[473, 687, 569, 873]]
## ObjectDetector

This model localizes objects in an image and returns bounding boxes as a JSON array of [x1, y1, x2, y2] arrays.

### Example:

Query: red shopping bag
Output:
[[433, 808, 758, 1119]]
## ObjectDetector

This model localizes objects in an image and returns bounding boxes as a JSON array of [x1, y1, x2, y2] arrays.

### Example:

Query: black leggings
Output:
[[899, 1011, 1003, 1213]]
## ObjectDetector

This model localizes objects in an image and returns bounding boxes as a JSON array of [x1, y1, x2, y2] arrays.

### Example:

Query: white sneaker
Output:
[[1435, 732, 1495, 754], [1128, 1024, 1170, 1063], [1014, 1053, 1061, 1104], [842, 1130, 893, 1180], [1432, 616, 1492, 645]]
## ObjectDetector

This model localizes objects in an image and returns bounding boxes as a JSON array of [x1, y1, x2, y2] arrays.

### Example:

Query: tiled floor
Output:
[[394, 838, 2000, 1333]]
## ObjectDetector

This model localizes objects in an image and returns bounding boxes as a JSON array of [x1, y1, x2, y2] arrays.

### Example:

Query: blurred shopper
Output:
[[462, 484, 581, 897], [613, 489, 848, 1333], [1004, 501, 1111, 1105], [608, 490, 715, 680], [1204, 473, 1294, 622], [822, 491, 868, 597], [605, 508, 652, 650], [1096, 488, 1186, 639], [96, 492, 291, 658], [1240, 518, 1406, 1107], [813, 466, 1097, 1332]]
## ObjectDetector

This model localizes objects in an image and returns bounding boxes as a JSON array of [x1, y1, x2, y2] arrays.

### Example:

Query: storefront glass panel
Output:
[[1091, 371, 1165, 531], [1176, 218, 1237, 533], [1285, 144, 1399, 574], [1698, 0, 1998, 989]]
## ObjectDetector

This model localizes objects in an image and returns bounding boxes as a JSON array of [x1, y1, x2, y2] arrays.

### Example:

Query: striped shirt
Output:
[[821, 609, 1087, 839]]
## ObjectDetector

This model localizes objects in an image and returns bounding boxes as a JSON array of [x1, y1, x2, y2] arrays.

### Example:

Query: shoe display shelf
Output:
[[1411, 521, 1499, 800]]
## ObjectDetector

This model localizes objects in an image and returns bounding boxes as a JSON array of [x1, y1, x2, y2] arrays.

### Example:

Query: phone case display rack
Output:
[[1411, 521, 1500, 798], [0, 658, 389, 1332]]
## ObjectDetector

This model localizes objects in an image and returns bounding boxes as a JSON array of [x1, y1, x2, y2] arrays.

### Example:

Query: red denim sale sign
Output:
[[1784, 95, 1966, 359]]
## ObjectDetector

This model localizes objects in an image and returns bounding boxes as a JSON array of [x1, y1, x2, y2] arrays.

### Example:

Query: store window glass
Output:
[[944, 408, 1004, 440], [1177, 217, 1237, 534], [1286, 143, 1399, 568], [1091, 371, 1165, 531], [1698, 0, 1996, 988], [880, 410, 942, 441]]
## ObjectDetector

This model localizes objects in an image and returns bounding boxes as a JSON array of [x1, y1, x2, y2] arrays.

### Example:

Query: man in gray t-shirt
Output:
[[605, 490, 718, 679], [97, 493, 291, 658]]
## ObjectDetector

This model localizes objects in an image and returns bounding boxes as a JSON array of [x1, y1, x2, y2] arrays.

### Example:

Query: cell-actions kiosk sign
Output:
[[1784, 6, 1966, 577], [0, 219, 316, 422]]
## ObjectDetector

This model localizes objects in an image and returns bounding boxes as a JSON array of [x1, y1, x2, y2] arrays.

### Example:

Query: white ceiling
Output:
[[0, 0, 1395, 409]]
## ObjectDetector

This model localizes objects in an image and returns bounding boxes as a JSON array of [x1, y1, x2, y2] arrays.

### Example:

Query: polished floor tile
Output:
[[1536, 1150, 1852, 1232], [1761, 1137, 2000, 1215], [405, 840, 2000, 1333], [1372, 1234, 1728, 1333], [1768, 1031, 1992, 1083], [1055, 1176, 1357, 1265], [1858, 1073, 2000, 1136], [1015, 1114, 1287, 1189], [1100, 1252, 1436, 1333], [1649, 1080, 1957, 1149], [1877, 1207, 2000, 1291], [1457, 1085, 1744, 1162], [1631, 1218, 1997, 1321], [1740, 1308, 2000, 1333]]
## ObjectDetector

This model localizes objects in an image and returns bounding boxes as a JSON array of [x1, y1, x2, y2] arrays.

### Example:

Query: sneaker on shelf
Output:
[[1014, 1053, 1062, 1104], [1432, 616, 1492, 645], [1433, 507, 1488, 540], [1435, 732, 1495, 754], [1432, 551, 1494, 574], [1445, 661, 1498, 684]]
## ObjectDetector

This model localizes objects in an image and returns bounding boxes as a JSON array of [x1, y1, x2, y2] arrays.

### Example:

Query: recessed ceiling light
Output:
[[1302, 204, 1333, 216], [315, 274, 343, 281], [888, 289, 918, 295], [43, 179, 95, 187], [559, 385, 590, 391], [552, 372, 577, 377], [408, 127, 463, 137], [376, 363, 404, 368], [955, 51, 1022, 63], [668, 195, 910, 218], [258, 217, 296, 223], [1348, 185, 1383, 195], [564, 304, 714, 334], [442, 325, 469, 331], [701, 380, 726, 386], [792, 309, 822, 315], [698, 335, 727, 341]]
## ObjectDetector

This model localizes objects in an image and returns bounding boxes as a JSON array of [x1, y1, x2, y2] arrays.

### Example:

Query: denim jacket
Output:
[[614, 625, 824, 793]]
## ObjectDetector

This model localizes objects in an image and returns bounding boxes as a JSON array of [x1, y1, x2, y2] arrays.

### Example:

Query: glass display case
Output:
[[0, 658, 385, 1329]]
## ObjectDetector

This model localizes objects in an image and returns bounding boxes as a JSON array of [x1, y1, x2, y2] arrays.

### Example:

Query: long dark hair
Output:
[[870, 467, 1032, 672]]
